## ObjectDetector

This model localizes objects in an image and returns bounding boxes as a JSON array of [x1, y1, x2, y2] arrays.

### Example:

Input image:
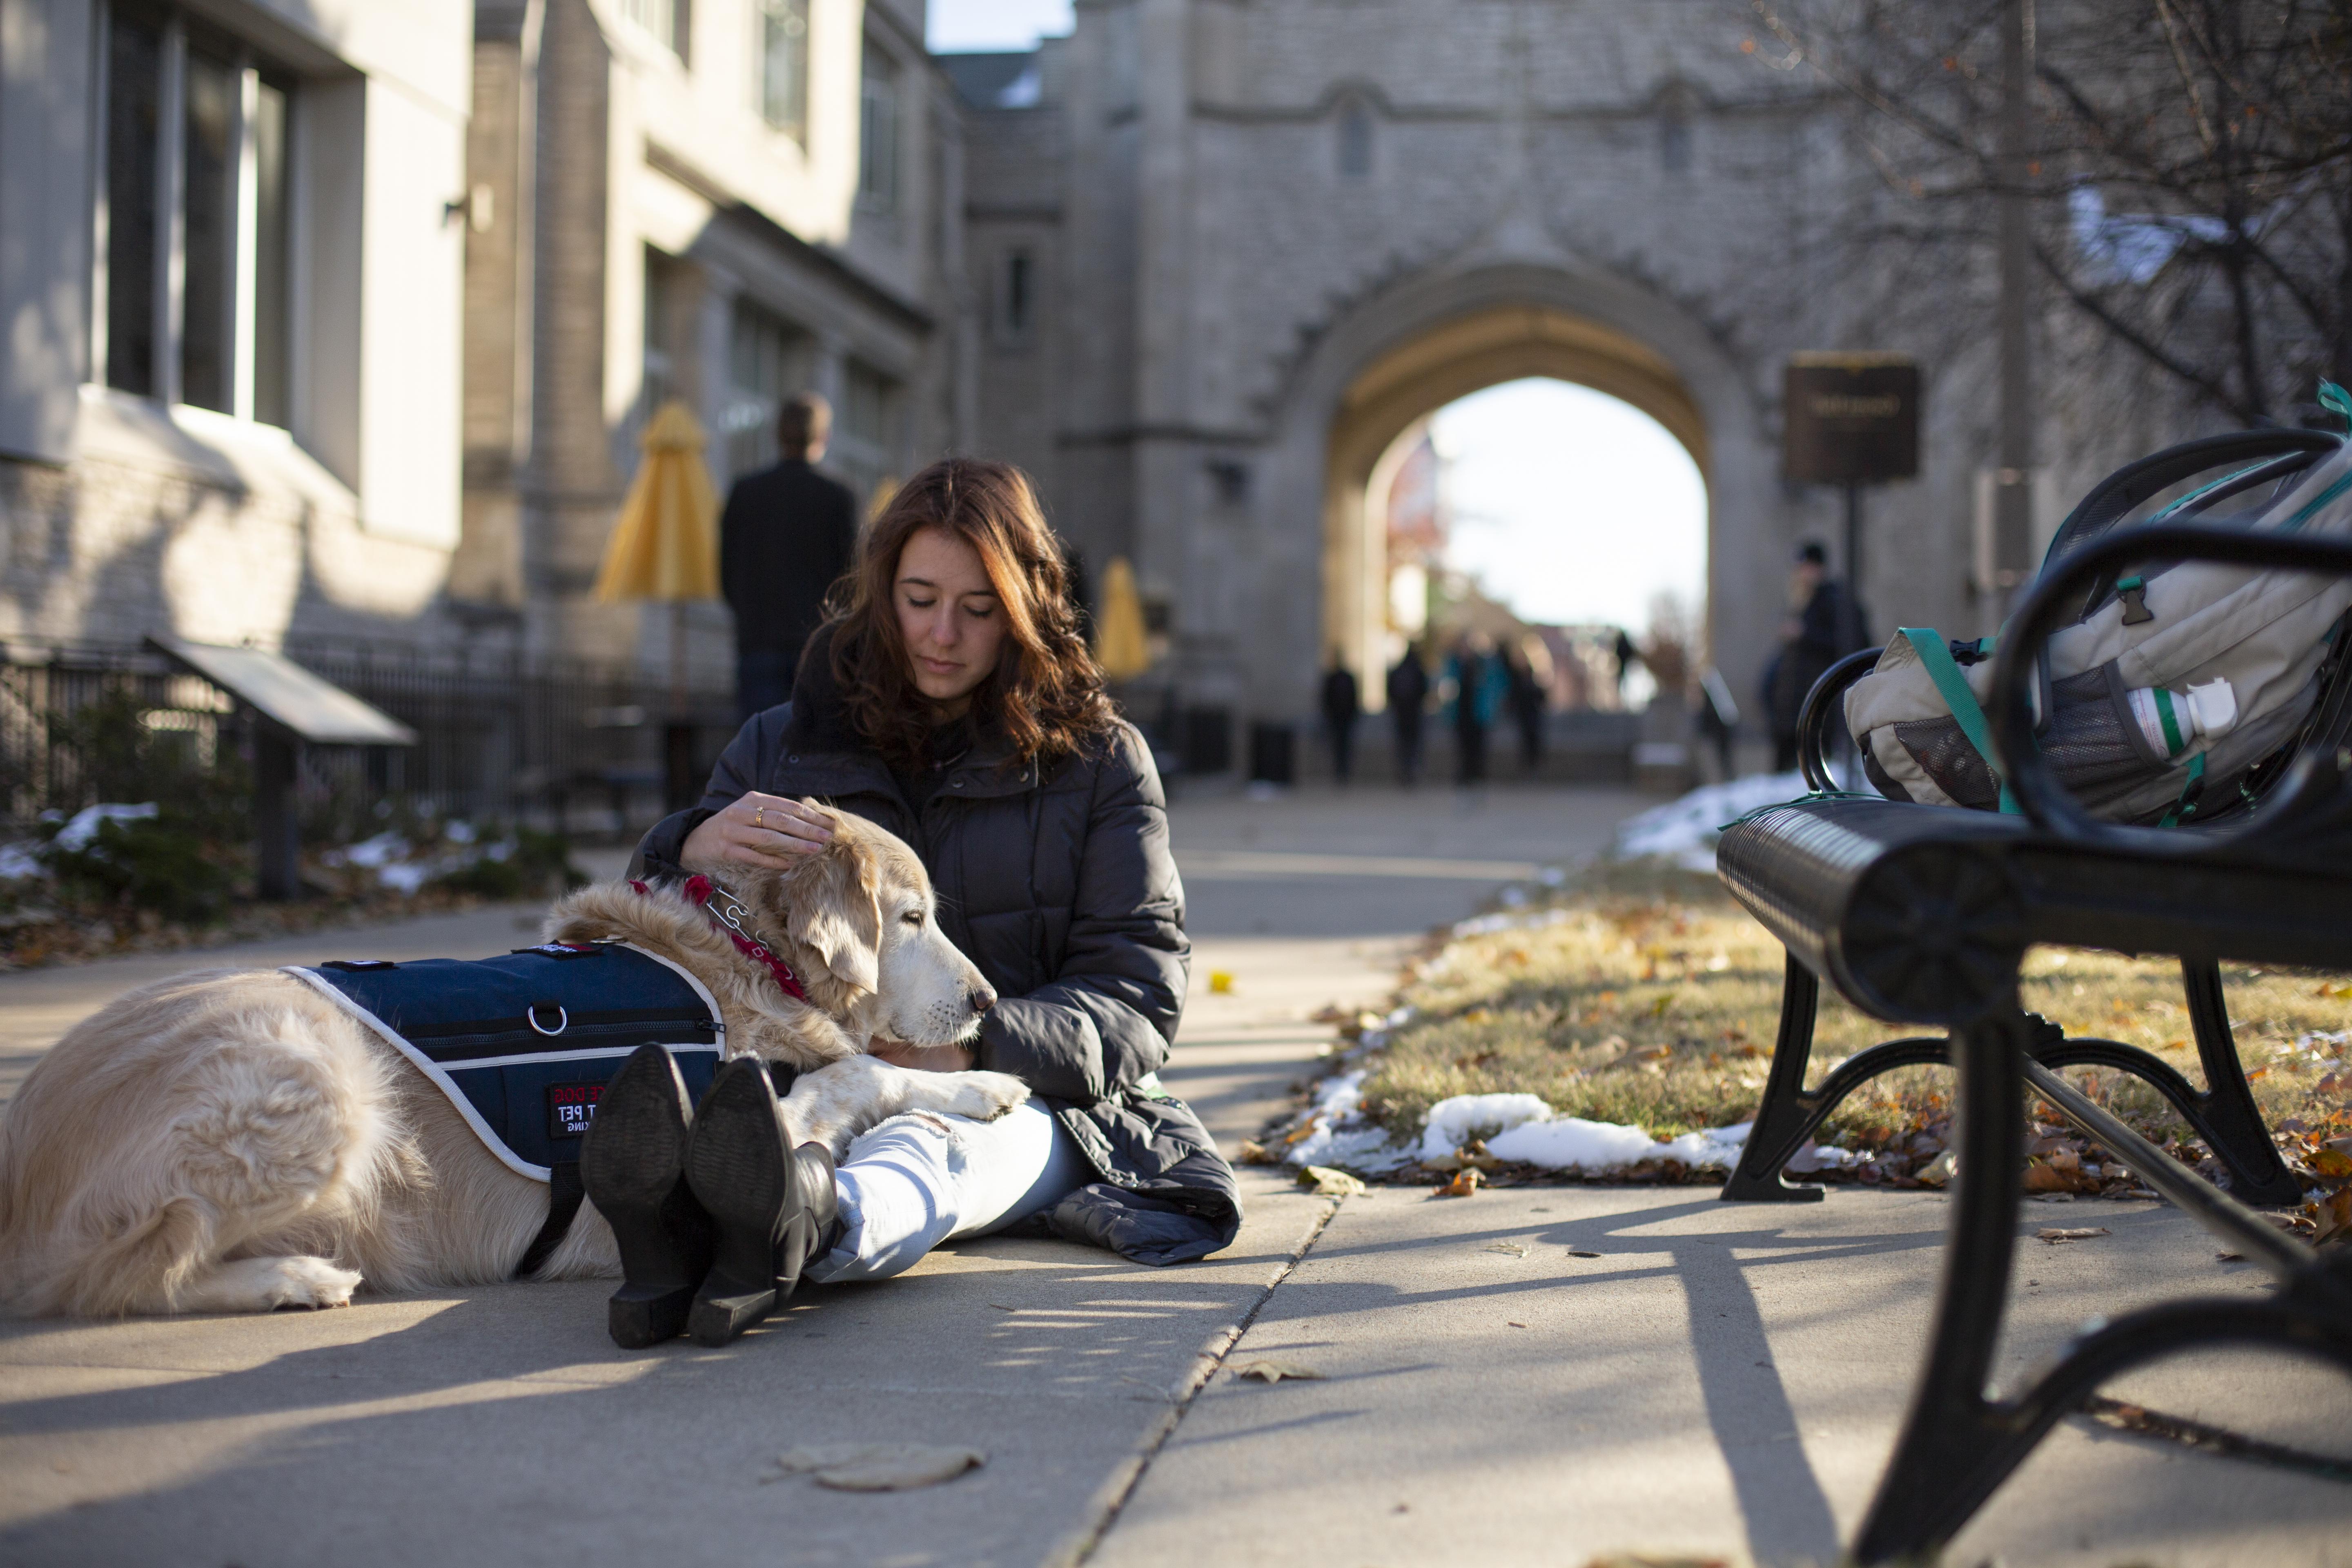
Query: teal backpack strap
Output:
[[2157, 751, 2207, 828], [1900, 627, 2021, 815]]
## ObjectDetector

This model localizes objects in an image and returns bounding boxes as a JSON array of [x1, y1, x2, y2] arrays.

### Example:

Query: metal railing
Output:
[[0, 637, 732, 838]]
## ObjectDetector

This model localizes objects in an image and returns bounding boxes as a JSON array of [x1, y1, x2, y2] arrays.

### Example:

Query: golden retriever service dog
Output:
[[0, 808, 1026, 1318]]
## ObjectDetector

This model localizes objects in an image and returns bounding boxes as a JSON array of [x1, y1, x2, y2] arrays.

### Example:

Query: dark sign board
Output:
[[1783, 353, 1920, 485]]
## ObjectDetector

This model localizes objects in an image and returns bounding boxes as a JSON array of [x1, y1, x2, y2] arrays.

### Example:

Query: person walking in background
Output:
[[1387, 643, 1430, 786], [1446, 632, 1505, 787], [719, 393, 858, 723], [1505, 635, 1550, 780], [1763, 539, 1868, 772], [1320, 652, 1361, 785]]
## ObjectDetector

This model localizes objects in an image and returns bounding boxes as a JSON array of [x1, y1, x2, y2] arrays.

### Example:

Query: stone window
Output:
[[96, 0, 293, 425], [860, 43, 900, 212], [1001, 251, 1035, 343], [1337, 98, 1374, 179], [642, 249, 683, 412], [1659, 82, 1697, 175], [621, 0, 690, 60], [757, 0, 811, 142], [723, 298, 808, 478], [836, 360, 902, 505]]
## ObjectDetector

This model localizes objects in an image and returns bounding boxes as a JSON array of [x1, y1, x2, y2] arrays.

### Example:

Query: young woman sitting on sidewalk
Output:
[[588, 457, 1239, 1347]]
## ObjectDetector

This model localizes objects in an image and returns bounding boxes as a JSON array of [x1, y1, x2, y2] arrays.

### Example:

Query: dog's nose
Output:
[[969, 985, 997, 1014]]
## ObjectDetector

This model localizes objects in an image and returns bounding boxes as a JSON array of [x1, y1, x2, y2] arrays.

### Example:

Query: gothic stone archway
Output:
[[1322, 304, 1713, 702]]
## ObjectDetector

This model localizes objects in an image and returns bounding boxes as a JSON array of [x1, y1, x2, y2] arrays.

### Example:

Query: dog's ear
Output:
[[780, 813, 882, 996]]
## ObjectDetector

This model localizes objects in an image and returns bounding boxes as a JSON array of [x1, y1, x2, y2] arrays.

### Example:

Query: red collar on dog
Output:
[[631, 875, 811, 1004]]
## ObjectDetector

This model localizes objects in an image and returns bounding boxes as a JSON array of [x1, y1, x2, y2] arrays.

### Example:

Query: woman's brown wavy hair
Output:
[[827, 457, 1114, 767]]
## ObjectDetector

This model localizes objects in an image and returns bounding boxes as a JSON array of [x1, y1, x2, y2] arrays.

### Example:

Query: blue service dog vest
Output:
[[287, 941, 728, 1275]]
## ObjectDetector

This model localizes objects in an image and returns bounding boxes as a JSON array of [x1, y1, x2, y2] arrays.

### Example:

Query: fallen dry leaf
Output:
[[2036, 1226, 2111, 1244], [1299, 1165, 1367, 1198], [1237, 1140, 1270, 1165], [2310, 1147, 2352, 1180], [1567, 1249, 1602, 1259], [1439, 1168, 1484, 1197], [1482, 1241, 1529, 1258], [771, 1443, 984, 1491], [1234, 1361, 1325, 1384], [2217, 1252, 2247, 1262], [1507, 1321, 1530, 1328]]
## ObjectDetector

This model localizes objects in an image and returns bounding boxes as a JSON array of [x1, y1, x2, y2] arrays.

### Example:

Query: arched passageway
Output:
[[1321, 304, 1713, 700]]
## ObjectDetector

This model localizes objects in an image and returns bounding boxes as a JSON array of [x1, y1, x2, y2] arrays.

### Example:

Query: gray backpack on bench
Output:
[[1845, 409, 2352, 825]]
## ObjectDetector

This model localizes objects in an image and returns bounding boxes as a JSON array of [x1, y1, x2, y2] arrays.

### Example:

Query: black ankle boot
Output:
[[579, 1044, 715, 1349], [682, 1058, 841, 1348]]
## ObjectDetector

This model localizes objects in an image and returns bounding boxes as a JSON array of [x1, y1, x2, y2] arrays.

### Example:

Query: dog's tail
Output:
[[2, 1192, 223, 1318]]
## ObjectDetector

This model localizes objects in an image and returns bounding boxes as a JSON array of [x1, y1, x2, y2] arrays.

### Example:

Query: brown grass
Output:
[[1351, 861, 2352, 1180]]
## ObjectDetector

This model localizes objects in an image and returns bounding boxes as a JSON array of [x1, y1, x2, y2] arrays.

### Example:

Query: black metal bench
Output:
[[1713, 524, 2352, 1563]]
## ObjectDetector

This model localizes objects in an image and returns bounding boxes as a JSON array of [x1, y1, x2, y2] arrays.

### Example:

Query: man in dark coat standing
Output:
[[719, 393, 858, 722], [1386, 643, 1430, 787], [1319, 653, 1361, 785], [1766, 539, 1870, 771]]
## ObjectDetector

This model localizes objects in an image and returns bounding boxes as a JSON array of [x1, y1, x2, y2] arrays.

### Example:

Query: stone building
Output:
[[455, 0, 967, 679], [0, 0, 964, 688], [0, 0, 474, 650], [952, 0, 2027, 731]]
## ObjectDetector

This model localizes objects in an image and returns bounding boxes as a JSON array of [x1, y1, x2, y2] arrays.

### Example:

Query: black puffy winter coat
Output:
[[631, 641, 1241, 1265]]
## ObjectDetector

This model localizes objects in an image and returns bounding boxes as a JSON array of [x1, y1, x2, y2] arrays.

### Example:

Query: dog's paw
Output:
[[945, 1070, 1030, 1123], [253, 1256, 363, 1311]]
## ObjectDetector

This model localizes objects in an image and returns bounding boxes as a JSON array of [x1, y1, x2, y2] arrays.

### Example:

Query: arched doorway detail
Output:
[[1255, 261, 1777, 724]]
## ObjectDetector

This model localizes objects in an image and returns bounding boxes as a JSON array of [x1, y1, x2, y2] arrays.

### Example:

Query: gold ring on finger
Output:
[[755, 806, 765, 829]]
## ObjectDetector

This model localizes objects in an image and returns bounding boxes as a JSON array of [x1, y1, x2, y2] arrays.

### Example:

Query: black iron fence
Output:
[[0, 637, 732, 839]]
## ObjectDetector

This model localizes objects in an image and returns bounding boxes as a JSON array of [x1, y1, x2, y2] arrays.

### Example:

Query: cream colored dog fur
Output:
[[0, 808, 1026, 1318]]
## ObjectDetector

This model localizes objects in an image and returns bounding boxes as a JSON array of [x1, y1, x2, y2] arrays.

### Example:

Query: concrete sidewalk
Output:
[[2, 782, 2347, 1566]]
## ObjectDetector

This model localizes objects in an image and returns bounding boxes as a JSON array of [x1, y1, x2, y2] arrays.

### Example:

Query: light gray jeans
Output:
[[804, 1100, 1091, 1284]]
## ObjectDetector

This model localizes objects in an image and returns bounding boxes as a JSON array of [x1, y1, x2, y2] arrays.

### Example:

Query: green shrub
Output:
[[45, 815, 236, 923], [430, 826, 586, 900]]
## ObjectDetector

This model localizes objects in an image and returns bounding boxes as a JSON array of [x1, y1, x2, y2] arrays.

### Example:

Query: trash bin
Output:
[[1247, 721, 1295, 786], [1182, 706, 1233, 775]]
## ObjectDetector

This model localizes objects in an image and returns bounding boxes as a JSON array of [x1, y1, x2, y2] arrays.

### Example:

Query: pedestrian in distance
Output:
[[1505, 635, 1549, 780], [1386, 643, 1430, 787], [615, 457, 1238, 1343], [1446, 632, 1506, 787], [719, 393, 859, 724], [1320, 652, 1361, 785], [1764, 539, 1870, 772]]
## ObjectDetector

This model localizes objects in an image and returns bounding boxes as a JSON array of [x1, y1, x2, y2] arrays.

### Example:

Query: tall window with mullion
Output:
[[757, 0, 809, 143], [835, 359, 900, 506], [98, 1, 292, 425], [858, 43, 899, 212], [724, 299, 809, 480]]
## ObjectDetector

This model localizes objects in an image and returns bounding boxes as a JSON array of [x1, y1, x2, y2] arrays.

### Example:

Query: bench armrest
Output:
[[1795, 647, 1884, 793], [1988, 523, 2352, 853]]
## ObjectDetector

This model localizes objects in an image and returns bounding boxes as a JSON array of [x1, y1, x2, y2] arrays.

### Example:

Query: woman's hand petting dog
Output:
[[682, 792, 833, 871], [867, 1036, 978, 1074]]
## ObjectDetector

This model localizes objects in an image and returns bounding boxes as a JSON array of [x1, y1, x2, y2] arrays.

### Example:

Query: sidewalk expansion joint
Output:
[[1054, 1192, 1347, 1568]]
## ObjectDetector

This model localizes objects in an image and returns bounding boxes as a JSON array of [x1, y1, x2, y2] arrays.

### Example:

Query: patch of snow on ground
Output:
[[1287, 1082, 1757, 1177], [1611, 771, 1811, 871], [1464, 1100, 1752, 1172], [1417, 1094, 1556, 1162], [53, 802, 158, 853], [1282, 1072, 1414, 1174]]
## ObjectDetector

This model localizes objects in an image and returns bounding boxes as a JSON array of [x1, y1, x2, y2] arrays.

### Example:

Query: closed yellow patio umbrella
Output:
[[594, 399, 720, 806], [596, 399, 720, 707], [1095, 555, 1151, 683]]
